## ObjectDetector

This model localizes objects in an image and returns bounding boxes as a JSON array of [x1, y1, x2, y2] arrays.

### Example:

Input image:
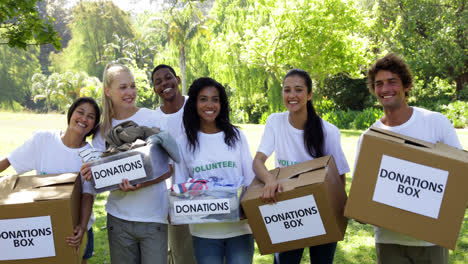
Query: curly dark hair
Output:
[[367, 53, 413, 97], [183, 77, 239, 152]]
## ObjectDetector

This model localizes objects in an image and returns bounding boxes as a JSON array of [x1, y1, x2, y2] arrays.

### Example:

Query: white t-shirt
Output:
[[257, 112, 350, 175], [175, 130, 254, 239], [154, 96, 187, 188], [358, 106, 462, 246], [92, 108, 169, 223], [8, 130, 95, 229]]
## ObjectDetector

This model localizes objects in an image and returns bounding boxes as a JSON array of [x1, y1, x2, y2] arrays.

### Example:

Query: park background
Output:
[[0, 0, 467, 263]]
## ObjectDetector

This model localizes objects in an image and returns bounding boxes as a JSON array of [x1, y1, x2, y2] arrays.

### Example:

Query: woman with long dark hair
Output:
[[175, 77, 255, 264], [253, 69, 350, 264]]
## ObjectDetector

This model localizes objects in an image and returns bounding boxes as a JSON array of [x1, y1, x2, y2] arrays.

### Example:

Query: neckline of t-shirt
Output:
[[285, 112, 305, 134], [376, 106, 418, 131], [112, 108, 144, 124], [158, 96, 187, 117], [199, 130, 223, 137], [57, 130, 91, 152]]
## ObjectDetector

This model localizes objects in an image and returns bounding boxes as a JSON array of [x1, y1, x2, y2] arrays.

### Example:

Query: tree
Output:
[[372, 0, 467, 92], [0, 46, 41, 109], [165, 1, 211, 94], [50, 1, 134, 77], [0, 0, 61, 50]]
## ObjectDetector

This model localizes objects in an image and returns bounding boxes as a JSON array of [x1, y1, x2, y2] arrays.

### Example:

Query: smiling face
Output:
[[68, 102, 96, 138], [197, 86, 220, 128], [104, 70, 137, 111], [374, 70, 409, 110], [153, 67, 181, 102], [282, 75, 312, 114]]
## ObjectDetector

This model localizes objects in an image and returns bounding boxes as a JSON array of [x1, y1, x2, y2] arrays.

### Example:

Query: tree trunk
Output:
[[179, 45, 187, 95], [455, 72, 468, 92]]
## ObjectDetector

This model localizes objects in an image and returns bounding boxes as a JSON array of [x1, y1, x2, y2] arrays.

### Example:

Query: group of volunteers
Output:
[[0, 53, 461, 264]]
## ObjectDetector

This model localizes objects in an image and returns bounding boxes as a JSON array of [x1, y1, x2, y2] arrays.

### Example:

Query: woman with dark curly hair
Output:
[[175, 77, 255, 264]]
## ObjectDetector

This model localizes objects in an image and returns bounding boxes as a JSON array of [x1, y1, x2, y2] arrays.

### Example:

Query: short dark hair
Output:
[[367, 53, 413, 97], [183, 77, 239, 151], [151, 64, 177, 84], [67, 97, 101, 140]]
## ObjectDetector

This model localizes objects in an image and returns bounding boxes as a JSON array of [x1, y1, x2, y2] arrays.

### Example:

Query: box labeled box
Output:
[[241, 156, 347, 255], [0, 173, 86, 264], [168, 187, 241, 224], [345, 127, 468, 249], [89, 144, 169, 193]]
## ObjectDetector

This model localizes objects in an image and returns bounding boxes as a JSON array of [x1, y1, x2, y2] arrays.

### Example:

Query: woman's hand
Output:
[[66, 225, 85, 253], [119, 179, 140, 192], [262, 177, 283, 203], [80, 163, 92, 181]]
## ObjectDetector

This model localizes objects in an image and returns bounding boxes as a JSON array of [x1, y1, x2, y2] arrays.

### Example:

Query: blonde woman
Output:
[[81, 63, 171, 264]]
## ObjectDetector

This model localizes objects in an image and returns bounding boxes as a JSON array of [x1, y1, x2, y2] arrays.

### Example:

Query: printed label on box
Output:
[[0, 216, 55, 261], [174, 199, 231, 216], [372, 155, 448, 219], [259, 195, 326, 244], [91, 154, 146, 188]]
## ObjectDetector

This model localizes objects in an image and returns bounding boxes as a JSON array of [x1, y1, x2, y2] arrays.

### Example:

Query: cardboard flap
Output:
[[435, 142, 468, 162], [34, 185, 74, 201], [0, 174, 19, 193], [30, 173, 78, 188], [276, 156, 330, 180], [293, 170, 325, 188], [369, 127, 434, 148]]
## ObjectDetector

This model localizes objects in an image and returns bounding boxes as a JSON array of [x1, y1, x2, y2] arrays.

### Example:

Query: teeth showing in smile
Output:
[[382, 95, 393, 99], [204, 111, 215, 114], [163, 88, 173, 93], [77, 122, 86, 128], [289, 101, 298, 104]]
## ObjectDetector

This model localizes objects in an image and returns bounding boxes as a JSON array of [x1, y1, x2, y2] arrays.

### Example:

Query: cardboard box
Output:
[[241, 155, 348, 255], [168, 187, 241, 224], [345, 127, 468, 249], [89, 144, 169, 193], [0, 173, 86, 263]]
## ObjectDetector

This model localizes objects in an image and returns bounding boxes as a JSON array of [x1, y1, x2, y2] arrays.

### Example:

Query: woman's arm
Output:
[[253, 152, 282, 202], [0, 158, 11, 173], [66, 193, 94, 249], [119, 166, 173, 191]]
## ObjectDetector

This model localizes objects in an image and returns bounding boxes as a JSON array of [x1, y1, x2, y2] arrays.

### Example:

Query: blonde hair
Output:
[[101, 63, 134, 135]]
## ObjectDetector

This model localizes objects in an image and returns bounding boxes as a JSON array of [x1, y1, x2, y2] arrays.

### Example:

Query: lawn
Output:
[[1, 111, 467, 263]]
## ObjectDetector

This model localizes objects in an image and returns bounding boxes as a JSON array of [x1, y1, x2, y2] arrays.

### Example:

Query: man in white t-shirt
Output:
[[152, 64, 195, 264], [361, 53, 461, 264]]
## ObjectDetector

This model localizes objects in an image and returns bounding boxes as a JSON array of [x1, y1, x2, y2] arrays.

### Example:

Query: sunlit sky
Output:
[[66, 0, 161, 13]]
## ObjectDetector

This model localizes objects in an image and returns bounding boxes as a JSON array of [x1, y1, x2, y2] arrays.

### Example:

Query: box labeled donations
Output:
[[0, 173, 86, 264], [345, 127, 468, 249], [168, 187, 242, 225], [88, 144, 169, 193], [241, 156, 347, 255]]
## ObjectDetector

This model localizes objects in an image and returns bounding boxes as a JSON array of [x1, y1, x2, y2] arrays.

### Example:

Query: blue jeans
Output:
[[274, 242, 337, 264], [192, 234, 254, 264], [82, 228, 94, 260]]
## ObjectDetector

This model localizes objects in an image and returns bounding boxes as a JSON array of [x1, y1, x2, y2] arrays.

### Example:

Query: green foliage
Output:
[[372, 0, 468, 92], [318, 74, 373, 111], [352, 107, 383, 130], [50, 1, 134, 77], [408, 77, 455, 112], [127, 63, 157, 109], [442, 101, 468, 128], [0, 45, 41, 108], [322, 110, 359, 129], [0, 0, 61, 50]]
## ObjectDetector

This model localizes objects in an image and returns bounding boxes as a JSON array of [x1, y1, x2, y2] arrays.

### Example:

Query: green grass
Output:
[[1, 111, 467, 263]]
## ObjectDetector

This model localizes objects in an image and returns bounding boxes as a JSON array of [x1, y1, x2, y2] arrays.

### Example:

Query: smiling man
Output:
[[363, 53, 462, 264], [151, 64, 196, 264]]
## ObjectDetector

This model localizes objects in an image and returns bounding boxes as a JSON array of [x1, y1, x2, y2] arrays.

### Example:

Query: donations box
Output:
[[241, 156, 348, 255], [168, 187, 241, 224], [0, 173, 87, 264], [345, 127, 468, 249], [89, 144, 169, 193]]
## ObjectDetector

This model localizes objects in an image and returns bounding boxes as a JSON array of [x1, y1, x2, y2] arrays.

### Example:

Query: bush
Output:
[[442, 101, 468, 128], [322, 110, 359, 129], [352, 107, 383, 130], [409, 77, 455, 112]]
